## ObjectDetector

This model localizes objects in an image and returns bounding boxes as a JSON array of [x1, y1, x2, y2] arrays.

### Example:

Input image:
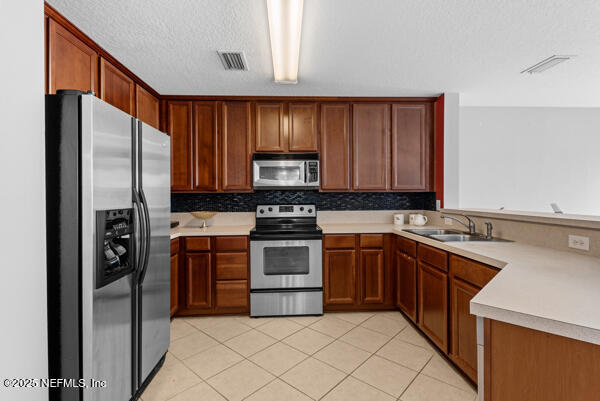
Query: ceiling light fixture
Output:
[[521, 55, 576, 74], [266, 0, 304, 84]]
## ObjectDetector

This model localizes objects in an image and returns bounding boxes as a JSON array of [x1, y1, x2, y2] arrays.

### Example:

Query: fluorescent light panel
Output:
[[267, 0, 304, 84], [521, 55, 575, 74]]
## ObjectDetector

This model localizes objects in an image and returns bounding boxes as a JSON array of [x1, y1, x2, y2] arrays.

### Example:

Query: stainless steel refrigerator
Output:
[[46, 91, 170, 401]]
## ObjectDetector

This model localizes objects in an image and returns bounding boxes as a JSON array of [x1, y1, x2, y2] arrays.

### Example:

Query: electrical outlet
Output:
[[568, 235, 590, 251], [445, 218, 453, 225]]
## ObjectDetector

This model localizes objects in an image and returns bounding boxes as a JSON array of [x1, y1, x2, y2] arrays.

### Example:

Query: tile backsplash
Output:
[[172, 191, 436, 213]]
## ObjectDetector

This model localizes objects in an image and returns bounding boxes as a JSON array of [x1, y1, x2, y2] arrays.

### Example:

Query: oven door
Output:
[[253, 160, 307, 188], [250, 239, 322, 289]]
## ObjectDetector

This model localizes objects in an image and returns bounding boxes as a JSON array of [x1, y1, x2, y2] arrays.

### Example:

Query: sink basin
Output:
[[429, 234, 512, 243], [404, 229, 463, 236]]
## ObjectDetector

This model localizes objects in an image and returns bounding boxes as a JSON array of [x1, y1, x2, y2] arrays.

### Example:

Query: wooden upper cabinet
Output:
[[352, 103, 390, 191], [288, 103, 318, 151], [320, 103, 350, 191], [391, 103, 432, 191], [136, 84, 159, 129], [193, 102, 219, 191], [221, 102, 252, 191], [255, 102, 286, 152], [100, 58, 135, 115], [168, 101, 193, 191], [48, 19, 98, 94]]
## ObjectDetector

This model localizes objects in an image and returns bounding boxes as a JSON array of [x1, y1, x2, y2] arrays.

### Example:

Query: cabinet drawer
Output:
[[450, 255, 498, 288], [170, 238, 180, 255], [215, 236, 248, 251], [418, 243, 448, 272], [324, 234, 356, 249], [216, 252, 248, 280], [185, 237, 211, 251], [216, 280, 248, 309], [396, 236, 417, 257], [359, 234, 384, 248]]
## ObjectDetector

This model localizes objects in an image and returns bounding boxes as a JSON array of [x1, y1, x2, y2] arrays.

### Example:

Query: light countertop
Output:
[[170, 225, 254, 239], [322, 222, 600, 345]]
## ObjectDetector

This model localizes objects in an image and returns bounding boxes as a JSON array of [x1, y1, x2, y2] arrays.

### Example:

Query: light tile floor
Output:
[[141, 312, 477, 401]]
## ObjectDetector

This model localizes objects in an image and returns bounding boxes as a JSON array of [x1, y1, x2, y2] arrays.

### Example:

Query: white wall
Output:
[[459, 106, 600, 216], [443, 93, 460, 209], [0, 1, 48, 400]]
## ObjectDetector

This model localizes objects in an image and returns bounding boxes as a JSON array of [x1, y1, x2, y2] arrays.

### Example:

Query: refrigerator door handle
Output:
[[138, 188, 151, 284], [133, 188, 146, 274]]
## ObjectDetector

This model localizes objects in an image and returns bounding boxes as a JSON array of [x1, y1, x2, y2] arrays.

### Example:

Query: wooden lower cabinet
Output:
[[215, 280, 248, 310], [395, 249, 418, 322], [170, 253, 179, 317], [359, 249, 384, 304], [418, 261, 449, 353], [449, 277, 479, 382], [323, 249, 356, 305], [186, 253, 212, 310]]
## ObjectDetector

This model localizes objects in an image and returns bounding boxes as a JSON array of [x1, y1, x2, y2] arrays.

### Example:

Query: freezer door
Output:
[[80, 95, 134, 401], [137, 121, 171, 385]]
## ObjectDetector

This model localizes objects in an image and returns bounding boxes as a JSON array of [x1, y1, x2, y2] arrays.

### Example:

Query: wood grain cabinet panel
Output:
[[193, 102, 219, 191], [48, 19, 98, 94], [99, 57, 135, 115], [396, 250, 418, 322], [215, 281, 248, 309], [352, 103, 390, 191], [449, 277, 479, 383], [168, 101, 193, 190], [136, 84, 160, 129], [186, 253, 212, 309], [391, 103, 432, 191], [323, 249, 356, 305], [418, 243, 448, 272], [215, 253, 248, 280], [221, 102, 252, 191], [324, 234, 356, 249], [360, 249, 385, 304], [288, 103, 318, 151], [255, 102, 286, 152], [418, 261, 449, 353], [170, 253, 179, 317], [215, 236, 248, 251], [320, 103, 351, 191]]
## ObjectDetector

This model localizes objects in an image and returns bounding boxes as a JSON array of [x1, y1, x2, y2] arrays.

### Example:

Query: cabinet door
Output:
[[396, 250, 418, 322], [320, 103, 351, 191], [48, 19, 98, 94], [450, 278, 479, 382], [323, 249, 356, 305], [193, 102, 219, 191], [418, 262, 448, 352], [186, 253, 212, 309], [170, 253, 179, 317], [222, 102, 252, 191], [360, 249, 385, 304], [391, 103, 431, 191], [136, 84, 160, 129], [289, 103, 318, 151], [215, 280, 248, 310], [352, 103, 390, 191], [168, 101, 193, 190], [99, 58, 135, 115], [255, 102, 286, 152]]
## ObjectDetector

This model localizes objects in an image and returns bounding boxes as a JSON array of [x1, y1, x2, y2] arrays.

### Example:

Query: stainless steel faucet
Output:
[[440, 214, 476, 234], [484, 221, 493, 239]]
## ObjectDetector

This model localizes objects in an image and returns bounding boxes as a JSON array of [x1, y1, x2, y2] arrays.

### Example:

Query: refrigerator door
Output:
[[80, 95, 134, 401], [137, 121, 171, 385]]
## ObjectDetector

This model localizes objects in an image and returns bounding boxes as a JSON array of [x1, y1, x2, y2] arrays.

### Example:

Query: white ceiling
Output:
[[48, 0, 600, 106]]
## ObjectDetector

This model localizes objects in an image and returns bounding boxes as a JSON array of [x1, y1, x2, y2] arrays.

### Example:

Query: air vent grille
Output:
[[521, 55, 575, 74], [217, 51, 248, 71]]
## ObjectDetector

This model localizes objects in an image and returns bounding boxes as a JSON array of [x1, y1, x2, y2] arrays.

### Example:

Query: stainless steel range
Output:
[[250, 205, 323, 317]]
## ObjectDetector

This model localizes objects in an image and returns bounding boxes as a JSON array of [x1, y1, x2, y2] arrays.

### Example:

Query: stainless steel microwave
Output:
[[252, 153, 320, 189]]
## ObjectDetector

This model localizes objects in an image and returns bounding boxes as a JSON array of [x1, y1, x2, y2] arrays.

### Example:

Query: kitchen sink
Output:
[[404, 229, 463, 236], [405, 229, 513, 243]]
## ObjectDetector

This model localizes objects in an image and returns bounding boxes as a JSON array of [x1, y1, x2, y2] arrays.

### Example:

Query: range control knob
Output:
[[308, 208, 313, 214], [268, 207, 273, 212], [299, 206, 304, 212], [259, 209, 265, 214]]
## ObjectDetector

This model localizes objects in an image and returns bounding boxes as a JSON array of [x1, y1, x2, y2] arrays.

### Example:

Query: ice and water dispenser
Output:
[[96, 208, 134, 288]]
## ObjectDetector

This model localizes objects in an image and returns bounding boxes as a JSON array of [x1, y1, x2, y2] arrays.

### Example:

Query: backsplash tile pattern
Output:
[[172, 191, 436, 212]]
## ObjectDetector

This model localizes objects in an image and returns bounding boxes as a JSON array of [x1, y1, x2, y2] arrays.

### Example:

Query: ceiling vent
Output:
[[217, 51, 248, 71], [521, 55, 575, 74]]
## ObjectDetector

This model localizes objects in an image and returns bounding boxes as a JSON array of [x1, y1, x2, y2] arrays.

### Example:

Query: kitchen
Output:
[[3, 1, 600, 401]]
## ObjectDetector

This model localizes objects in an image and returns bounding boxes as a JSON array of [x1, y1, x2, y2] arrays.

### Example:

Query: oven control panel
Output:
[[256, 204, 316, 218]]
